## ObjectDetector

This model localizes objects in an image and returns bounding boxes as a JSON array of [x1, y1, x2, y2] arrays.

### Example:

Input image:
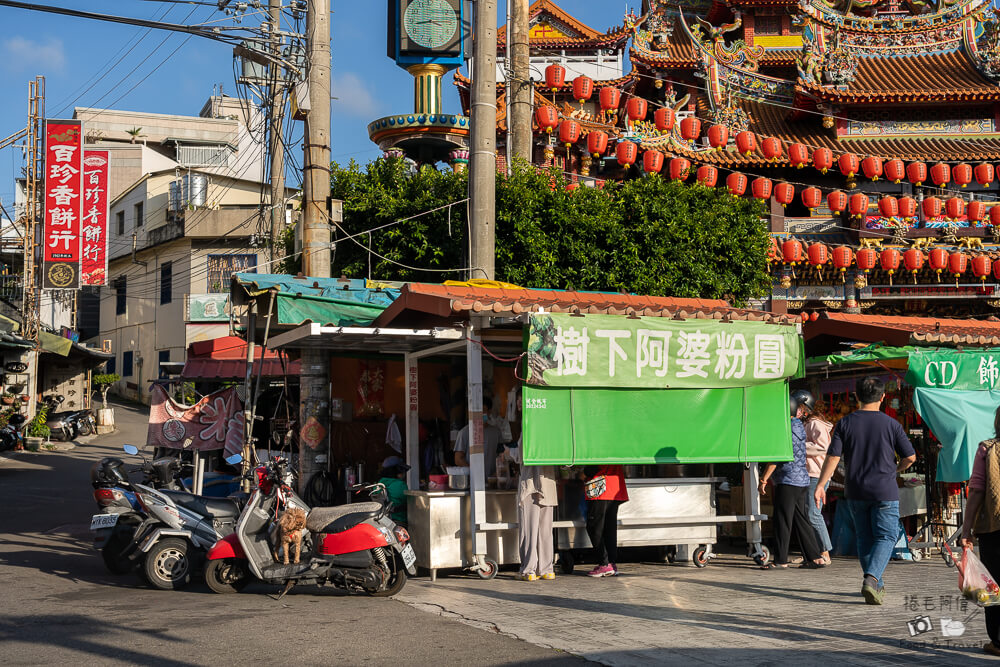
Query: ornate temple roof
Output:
[[496, 0, 630, 51]]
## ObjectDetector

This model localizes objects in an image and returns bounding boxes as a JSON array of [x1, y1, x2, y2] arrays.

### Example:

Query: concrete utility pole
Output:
[[268, 0, 286, 264], [469, 0, 498, 280], [508, 0, 532, 163]]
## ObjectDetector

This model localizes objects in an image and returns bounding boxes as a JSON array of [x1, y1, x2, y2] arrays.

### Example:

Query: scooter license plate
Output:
[[401, 543, 416, 570], [90, 513, 118, 530]]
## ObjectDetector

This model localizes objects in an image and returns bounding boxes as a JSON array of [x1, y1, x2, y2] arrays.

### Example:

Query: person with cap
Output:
[[378, 456, 411, 526]]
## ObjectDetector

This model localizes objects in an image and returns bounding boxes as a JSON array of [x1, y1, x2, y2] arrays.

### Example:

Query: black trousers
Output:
[[980, 530, 1000, 645], [586, 499, 621, 566], [773, 483, 822, 565]]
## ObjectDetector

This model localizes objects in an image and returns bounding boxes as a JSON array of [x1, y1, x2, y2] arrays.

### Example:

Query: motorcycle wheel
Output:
[[77, 420, 93, 437], [101, 528, 136, 575], [365, 552, 407, 597], [204, 558, 249, 594], [142, 537, 192, 590]]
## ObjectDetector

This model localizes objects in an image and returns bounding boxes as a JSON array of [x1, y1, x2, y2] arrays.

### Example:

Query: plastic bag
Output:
[[956, 546, 1000, 606]]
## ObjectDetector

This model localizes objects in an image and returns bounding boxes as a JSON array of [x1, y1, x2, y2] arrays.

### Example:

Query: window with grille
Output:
[[755, 16, 781, 35], [207, 254, 257, 293]]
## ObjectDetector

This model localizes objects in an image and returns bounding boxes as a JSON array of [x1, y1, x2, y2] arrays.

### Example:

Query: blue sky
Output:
[[0, 1, 623, 206]]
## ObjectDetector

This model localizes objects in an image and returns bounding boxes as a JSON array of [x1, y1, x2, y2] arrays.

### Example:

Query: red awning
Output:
[[181, 336, 299, 380]]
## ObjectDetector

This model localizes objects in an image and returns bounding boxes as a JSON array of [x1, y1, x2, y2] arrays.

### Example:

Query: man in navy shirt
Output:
[[815, 376, 916, 605]]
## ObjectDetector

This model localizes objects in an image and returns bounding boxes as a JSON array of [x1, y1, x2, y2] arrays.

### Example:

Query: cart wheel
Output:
[[559, 551, 574, 575], [753, 546, 771, 567], [693, 546, 709, 568], [942, 549, 955, 568], [666, 547, 676, 564], [910, 549, 923, 562], [476, 558, 498, 580]]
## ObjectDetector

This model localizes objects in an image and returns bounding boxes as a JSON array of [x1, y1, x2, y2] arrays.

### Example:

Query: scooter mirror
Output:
[[122, 444, 139, 455], [224, 454, 243, 465]]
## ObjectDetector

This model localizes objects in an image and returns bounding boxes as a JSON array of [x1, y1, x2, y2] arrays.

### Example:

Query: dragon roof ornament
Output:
[[801, 0, 988, 33]]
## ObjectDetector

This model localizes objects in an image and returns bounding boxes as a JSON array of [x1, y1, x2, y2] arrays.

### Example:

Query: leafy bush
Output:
[[28, 405, 50, 438]]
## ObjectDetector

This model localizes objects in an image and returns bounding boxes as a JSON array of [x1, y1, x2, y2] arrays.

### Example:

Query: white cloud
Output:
[[331, 72, 379, 118], [1, 36, 66, 73]]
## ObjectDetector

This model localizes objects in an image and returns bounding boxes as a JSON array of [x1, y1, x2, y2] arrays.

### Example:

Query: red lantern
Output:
[[558, 119, 580, 147], [626, 97, 647, 121], [807, 243, 829, 267], [565, 183, 580, 192], [907, 161, 928, 186], [949, 252, 968, 280], [832, 246, 854, 280], [587, 130, 608, 158], [991, 206, 1000, 226], [994, 258, 1000, 281], [643, 150, 664, 174], [801, 187, 822, 211], [735, 131, 757, 156], [696, 165, 718, 187], [838, 153, 859, 177], [599, 86, 620, 111], [544, 63, 566, 91], [976, 162, 995, 188], [969, 200, 987, 223], [726, 172, 747, 196], [878, 196, 898, 218], [827, 190, 848, 213], [654, 107, 675, 132], [615, 141, 637, 168], [903, 248, 924, 283], [861, 156, 883, 181], [534, 106, 558, 133], [761, 137, 784, 161], [781, 239, 804, 265], [929, 248, 949, 278], [707, 124, 728, 150], [849, 192, 870, 217], [923, 196, 942, 220], [945, 197, 965, 220], [885, 159, 905, 184], [856, 248, 878, 273], [973, 255, 992, 283], [930, 162, 951, 187], [752, 177, 773, 200], [572, 76, 593, 104], [898, 196, 917, 219], [880, 247, 901, 277], [774, 182, 795, 207], [669, 157, 691, 181], [954, 163, 973, 188], [788, 143, 809, 168], [680, 116, 701, 141], [813, 147, 833, 174]]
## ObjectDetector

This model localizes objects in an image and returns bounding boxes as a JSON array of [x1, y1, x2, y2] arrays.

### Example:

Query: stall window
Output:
[[160, 262, 172, 305], [158, 350, 170, 378], [122, 351, 133, 378], [114, 276, 127, 316], [207, 253, 257, 293]]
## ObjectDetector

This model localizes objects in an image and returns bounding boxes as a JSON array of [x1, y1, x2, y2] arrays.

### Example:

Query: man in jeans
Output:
[[815, 376, 916, 605]]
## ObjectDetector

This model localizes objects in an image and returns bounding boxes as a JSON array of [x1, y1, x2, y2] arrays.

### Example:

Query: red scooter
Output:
[[203, 456, 416, 597]]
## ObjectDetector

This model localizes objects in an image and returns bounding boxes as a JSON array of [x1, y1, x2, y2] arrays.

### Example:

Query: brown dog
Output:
[[273, 507, 307, 564]]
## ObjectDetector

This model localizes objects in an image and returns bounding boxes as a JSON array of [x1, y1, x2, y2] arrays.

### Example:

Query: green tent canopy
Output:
[[275, 292, 387, 327]]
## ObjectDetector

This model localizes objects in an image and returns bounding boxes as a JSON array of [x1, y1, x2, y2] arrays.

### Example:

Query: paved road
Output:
[[0, 400, 587, 666]]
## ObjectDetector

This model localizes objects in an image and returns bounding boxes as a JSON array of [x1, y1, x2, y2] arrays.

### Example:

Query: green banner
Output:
[[905, 349, 1000, 391], [188, 294, 229, 322], [526, 313, 800, 389]]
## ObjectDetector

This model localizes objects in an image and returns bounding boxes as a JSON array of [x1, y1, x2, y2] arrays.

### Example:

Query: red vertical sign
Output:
[[81, 151, 109, 286], [43, 119, 83, 289]]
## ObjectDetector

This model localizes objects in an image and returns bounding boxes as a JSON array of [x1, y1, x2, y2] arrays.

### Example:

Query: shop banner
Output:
[[147, 384, 245, 456], [526, 313, 801, 389], [187, 294, 229, 322], [905, 349, 1000, 391], [42, 120, 83, 289], [80, 150, 108, 285]]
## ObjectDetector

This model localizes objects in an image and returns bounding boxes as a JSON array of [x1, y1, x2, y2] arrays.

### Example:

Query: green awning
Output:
[[275, 292, 387, 327], [807, 344, 918, 367], [38, 331, 72, 356]]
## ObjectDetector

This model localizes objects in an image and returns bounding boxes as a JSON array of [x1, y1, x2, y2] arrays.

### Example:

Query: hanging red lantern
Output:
[[856, 248, 878, 273], [534, 106, 558, 133], [586, 130, 608, 157], [929, 247, 949, 275], [572, 76, 593, 104], [558, 119, 580, 147], [880, 247, 901, 283], [973, 255, 992, 283], [643, 149, 664, 174], [976, 162, 995, 188], [735, 131, 757, 156], [838, 153, 859, 177], [903, 248, 924, 283], [599, 86, 620, 111], [654, 107, 675, 132], [761, 137, 783, 161], [801, 186, 822, 211], [544, 63, 566, 91], [827, 190, 848, 213], [949, 252, 968, 280], [781, 239, 804, 265], [626, 97, 647, 121], [807, 243, 829, 267], [707, 124, 728, 150], [726, 172, 747, 196], [954, 163, 973, 188], [898, 196, 918, 220], [907, 161, 928, 186], [696, 165, 718, 187], [885, 159, 905, 184], [878, 196, 898, 218], [774, 182, 795, 208], [615, 141, 637, 168], [832, 246, 854, 280], [994, 258, 1000, 281], [945, 197, 965, 220], [991, 206, 1000, 226], [849, 192, 870, 217], [861, 156, 883, 181], [923, 196, 942, 220], [669, 156, 691, 181], [680, 116, 701, 141], [930, 162, 951, 187], [813, 147, 833, 174], [752, 177, 773, 200], [969, 200, 987, 223], [788, 143, 809, 168]]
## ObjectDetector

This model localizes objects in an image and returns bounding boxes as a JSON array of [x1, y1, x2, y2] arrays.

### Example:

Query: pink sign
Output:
[[81, 150, 109, 285], [147, 384, 245, 457]]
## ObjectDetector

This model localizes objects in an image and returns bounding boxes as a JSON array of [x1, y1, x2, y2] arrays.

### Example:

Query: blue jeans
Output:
[[847, 499, 900, 586], [808, 478, 833, 553]]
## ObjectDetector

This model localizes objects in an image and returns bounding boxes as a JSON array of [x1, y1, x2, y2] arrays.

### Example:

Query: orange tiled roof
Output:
[[496, 0, 628, 48], [807, 312, 1000, 346]]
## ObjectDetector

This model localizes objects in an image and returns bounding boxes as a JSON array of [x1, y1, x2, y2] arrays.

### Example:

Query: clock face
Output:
[[403, 0, 458, 50]]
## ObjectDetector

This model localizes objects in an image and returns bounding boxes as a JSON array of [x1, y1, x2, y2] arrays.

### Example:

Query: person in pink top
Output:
[[802, 392, 834, 565]]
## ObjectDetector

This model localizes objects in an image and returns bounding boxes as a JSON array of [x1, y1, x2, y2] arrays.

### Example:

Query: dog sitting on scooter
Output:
[[273, 507, 307, 564]]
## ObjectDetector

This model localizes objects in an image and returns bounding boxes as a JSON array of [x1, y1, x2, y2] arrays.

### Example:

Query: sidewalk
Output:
[[398, 552, 996, 665]]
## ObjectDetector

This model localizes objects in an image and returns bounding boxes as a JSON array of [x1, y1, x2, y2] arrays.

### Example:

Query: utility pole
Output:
[[23, 76, 43, 343], [508, 0, 531, 164], [469, 0, 497, 280], [268, 0, 286, 264]]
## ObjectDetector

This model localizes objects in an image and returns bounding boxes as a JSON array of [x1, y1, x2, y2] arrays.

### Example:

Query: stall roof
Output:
[[232, 273, 400, 306], [269, 323, 465, 353], [806, 312, 1000, 348], [181, 335, 300, 379]]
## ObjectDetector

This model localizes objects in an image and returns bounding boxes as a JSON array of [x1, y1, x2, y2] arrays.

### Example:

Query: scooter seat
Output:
[[162, 491, 240, 519], [306, 502, 382, 534]]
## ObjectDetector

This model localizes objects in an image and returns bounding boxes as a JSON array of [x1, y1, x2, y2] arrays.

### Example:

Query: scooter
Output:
[[42, 394, 74, 441], [204, 456, 416, 597], [0, 413, 26, 452]]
